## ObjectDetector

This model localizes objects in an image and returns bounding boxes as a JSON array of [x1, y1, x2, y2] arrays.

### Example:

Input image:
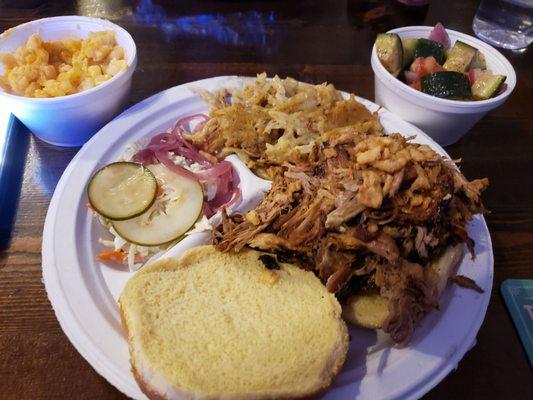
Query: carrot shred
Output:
[[97, 250, 126, 262]]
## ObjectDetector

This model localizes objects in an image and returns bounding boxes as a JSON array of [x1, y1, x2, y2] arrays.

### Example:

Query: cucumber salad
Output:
[[87, 114, 241, 271], [376, 23, 507, 100]]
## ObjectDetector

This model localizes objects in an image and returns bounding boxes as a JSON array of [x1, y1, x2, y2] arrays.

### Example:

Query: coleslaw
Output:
[[90, 114, 239, 271]]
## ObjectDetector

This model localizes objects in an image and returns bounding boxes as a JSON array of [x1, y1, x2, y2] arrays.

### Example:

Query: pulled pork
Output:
[[452, 275, 484, 293], [214, 131, 488, 346]]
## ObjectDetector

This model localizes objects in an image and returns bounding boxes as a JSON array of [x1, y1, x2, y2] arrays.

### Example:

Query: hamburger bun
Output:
[[119, 245, 349, 400], [342, 244, 464, 328]]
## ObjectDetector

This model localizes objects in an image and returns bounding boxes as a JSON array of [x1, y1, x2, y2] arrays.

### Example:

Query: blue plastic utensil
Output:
[[0, 113, 30, 250]]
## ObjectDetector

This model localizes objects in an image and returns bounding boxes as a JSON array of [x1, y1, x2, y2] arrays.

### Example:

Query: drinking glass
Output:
[[473, 0, 533, 50]]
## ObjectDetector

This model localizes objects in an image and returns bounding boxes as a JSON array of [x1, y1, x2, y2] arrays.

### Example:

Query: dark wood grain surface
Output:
[[1, 1, 532, 399]]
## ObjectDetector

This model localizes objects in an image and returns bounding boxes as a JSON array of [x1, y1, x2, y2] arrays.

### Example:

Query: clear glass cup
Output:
[[473, 0, 533, 50]]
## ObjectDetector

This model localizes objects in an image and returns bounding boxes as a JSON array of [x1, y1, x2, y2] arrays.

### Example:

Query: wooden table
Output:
[[1, 1, 532, 398]]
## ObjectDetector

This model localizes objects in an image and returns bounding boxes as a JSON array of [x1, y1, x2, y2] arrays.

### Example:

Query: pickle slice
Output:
[[87, 162, 158, 221], [111, 164, 204, 246]]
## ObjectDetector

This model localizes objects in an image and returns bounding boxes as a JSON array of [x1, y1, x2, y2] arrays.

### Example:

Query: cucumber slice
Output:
[[414, 39, 445, 65], [87, 162, 157, 220], [443, 40, 477, 72], [469, 50, 487, 70], [376, 33, 403, 77], [421, 71, 472, 99], [112, 164, 204, 246], [472, 72, 506, 100], [402, 38, 418, 68]]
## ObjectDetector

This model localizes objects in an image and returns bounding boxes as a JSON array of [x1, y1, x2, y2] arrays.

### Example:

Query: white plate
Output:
[[42, 76, 493, 400]]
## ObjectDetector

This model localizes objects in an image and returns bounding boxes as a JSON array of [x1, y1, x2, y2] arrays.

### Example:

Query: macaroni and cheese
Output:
[[0, 31, 127, 98]]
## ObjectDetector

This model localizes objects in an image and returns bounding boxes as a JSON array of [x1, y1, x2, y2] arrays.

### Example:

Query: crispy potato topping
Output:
[[189, 73, 383, 178]]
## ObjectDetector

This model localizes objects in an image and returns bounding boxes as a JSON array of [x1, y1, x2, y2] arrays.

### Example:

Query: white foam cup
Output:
[[0, 16, 137, 147], [371, 26, 516, 146]]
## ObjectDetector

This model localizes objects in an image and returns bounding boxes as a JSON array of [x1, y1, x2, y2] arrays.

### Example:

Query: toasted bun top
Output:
[[120, 245, 349, 400]]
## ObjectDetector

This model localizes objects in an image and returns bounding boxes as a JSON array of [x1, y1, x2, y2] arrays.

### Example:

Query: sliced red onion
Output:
[[467, 68, 483, 86], [174, 113, 210, 135], [154, 150, 198, 181], [224, 187, 242, 208], [132, 148, 158, 164], [428, 22, 450, 48], [404, 70, 420, 84], [197, 160, 233, 179], [203, 186, 242, 218], [171, 124, 211, 165], [496, 83, 508, 96], [132, 115, 240, 218], [203, 202, 215, 218]]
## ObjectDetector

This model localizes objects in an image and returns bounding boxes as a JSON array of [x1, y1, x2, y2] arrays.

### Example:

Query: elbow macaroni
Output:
[[0, 31, 127, 98]]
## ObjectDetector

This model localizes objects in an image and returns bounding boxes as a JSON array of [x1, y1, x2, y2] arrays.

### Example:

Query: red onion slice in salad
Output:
[[154, 150, 199, 181], [174, 113, 210, 135], [132, 114, 240, 217]]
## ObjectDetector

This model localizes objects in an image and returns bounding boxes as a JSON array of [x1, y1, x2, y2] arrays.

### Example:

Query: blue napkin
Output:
[[501, 279, 533, 366]]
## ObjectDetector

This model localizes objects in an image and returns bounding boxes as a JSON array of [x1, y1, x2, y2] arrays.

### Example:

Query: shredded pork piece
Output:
[[378, 259, 440, 346], [452, 275, 484, 293]]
